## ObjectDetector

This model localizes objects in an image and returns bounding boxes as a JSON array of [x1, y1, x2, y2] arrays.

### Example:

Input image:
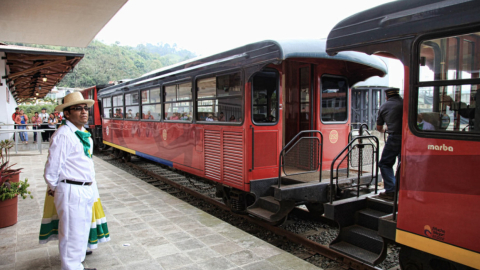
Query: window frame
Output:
[[101, 96, 112, 119], [320, 74, 350, 125], [124, 90, 140, 121], [140, 85, 162, 122], [112, 94, 124, 120], [251, 69, 279, 126], [196, 70, 244, 125], [410, 27, 480, 141], [163, 80, 194, 123]]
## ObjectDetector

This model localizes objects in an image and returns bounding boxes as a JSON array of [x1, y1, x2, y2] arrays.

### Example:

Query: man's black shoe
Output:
[[84, 268, 96, 270], [379, 191, 395, 200], [86, 250, 93, 256]]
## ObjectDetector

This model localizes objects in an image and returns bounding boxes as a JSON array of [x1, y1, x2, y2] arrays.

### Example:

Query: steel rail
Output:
[[110, 154, 380, 270]]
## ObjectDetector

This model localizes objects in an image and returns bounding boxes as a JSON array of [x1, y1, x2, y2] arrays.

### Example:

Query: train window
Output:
[[112, 95, 124, 119], [197, 73, 243, 123], [164, 82, 193, 122], [321, 76, 348, 123], [252, 70, 279, 125], [142, 104, 161, 120], [102, 97, 112, 118], [141, 87, 161, 104], [416, 31, 480, 134], [125, 92, 139, 105]]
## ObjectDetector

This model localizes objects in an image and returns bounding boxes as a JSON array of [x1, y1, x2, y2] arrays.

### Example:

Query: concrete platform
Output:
[[1, 151, 321, 270]]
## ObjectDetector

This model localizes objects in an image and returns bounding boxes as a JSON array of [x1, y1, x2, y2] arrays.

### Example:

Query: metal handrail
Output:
[[329, 135, 379, 203], [393, 161, 401, 221], [278, 130, 323, 188]]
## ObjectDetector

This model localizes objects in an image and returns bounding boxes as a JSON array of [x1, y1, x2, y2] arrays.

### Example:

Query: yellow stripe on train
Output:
[[396, 229, 480, 269], [102, 141, 136, 155]]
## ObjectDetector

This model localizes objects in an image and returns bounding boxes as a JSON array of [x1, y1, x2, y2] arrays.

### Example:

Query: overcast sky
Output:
[[95, 0, 395, 56]]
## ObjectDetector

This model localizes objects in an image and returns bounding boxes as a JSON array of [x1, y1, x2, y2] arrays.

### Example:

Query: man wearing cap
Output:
[[39, 108, 49, 142], [11, 107, 20, 141], [376, 88, 403, 200], [44, 92, 97, 270]]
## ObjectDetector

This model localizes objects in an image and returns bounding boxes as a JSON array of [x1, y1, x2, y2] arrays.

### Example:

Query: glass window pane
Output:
[[165, 85, 176, 102], [198, 77, 216, 99], [150, 88, 161, 103], [178, 83, 192, 101], [141, 90, 149, 104], [417, 85, 478, 133], [252, 71, 278, 124], [125, 92, 139, 106], [142, 104, 161, 120], [113, 107, 124, 119], [102, 98, 111, 107], [165, 102, 193, 122], [321, 76, 348, 122], [125, 106, 139, 119], [419, 32, 480, 81], [113, 95, 123, 107], [217, 73, 241, 97], [103, 108, 112, 118]]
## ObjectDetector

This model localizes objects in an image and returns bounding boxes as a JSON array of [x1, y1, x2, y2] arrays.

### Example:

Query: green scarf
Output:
[[75, 130, 92, 158]]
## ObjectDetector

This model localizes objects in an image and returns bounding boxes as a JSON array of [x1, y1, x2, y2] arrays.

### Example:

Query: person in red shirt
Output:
[[31, 112, 42, 143], [11, 107, 20, 141]]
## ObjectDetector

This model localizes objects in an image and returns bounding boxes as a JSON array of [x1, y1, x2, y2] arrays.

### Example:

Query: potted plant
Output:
[[0, 139, 22, 183], [0, 178, 33, 228]]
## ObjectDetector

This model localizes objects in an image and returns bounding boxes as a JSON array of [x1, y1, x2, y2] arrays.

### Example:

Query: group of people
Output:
[[205, 112, 242, 122], [11, 107, 63, 144]]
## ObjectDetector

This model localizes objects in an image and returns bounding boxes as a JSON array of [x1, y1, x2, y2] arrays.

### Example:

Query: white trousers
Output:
[[54, 181, 94, 270]]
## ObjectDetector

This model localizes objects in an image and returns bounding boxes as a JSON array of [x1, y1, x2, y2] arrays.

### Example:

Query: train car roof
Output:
[[326, 0, 480, 55], [99, 39, 387, 97]]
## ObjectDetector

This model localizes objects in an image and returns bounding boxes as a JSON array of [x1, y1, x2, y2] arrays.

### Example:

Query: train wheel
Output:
[[306, 202, 325, 217], [124, 153, 131, 162]]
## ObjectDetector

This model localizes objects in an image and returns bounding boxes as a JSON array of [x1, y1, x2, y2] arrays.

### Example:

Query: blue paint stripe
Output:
[[136, 151, 173, 167]]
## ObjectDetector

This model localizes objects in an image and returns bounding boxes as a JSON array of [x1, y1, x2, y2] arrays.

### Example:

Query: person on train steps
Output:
[[376, 88, 403, 201]]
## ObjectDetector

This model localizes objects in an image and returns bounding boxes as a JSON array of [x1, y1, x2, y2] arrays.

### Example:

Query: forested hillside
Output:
[[6, 40, 196, 88]]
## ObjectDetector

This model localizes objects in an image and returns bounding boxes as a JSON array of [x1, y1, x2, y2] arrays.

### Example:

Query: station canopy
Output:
[[1, 44, 83, 103], [0, 0, 127, 102], [0, 0, 128, 48]]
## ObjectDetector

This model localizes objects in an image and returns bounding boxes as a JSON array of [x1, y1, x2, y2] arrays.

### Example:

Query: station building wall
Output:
[[0, 52, 18, 141]]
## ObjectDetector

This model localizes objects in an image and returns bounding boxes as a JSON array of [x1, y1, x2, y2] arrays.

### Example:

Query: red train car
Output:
[[325, 1, 480, 269], [98, 39, 386, 223], [80, 84, 113, 148]]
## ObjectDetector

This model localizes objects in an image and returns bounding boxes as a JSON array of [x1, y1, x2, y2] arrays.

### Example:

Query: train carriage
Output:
[[79, 84, 113, 148], [98, 39, 386, 223], [325, 1, 480, 269]]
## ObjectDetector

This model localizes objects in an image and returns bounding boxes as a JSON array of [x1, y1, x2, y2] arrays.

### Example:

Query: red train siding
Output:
[[397, 67, 480, 254]]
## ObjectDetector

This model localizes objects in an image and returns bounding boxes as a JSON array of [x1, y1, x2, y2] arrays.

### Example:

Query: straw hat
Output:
[[55, 92, 95, 111]]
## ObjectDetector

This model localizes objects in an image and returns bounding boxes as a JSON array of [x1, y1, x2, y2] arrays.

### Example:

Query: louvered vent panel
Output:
[[204, 130, 221, 181], [223, 131, 244, 187]]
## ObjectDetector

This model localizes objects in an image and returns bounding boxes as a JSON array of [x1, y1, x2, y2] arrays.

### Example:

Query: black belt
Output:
[[61, 180, 92, 186]]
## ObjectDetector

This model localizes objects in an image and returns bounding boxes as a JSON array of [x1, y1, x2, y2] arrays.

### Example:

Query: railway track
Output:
[[103, 151, 385, 270]]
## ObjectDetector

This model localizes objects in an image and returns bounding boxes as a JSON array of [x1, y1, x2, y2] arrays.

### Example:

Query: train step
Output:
[[355, 208, 390, 231], [246, 196, 295, 223], [339, 225, 384, 254], [273, 182, 328, 202], [330, 241, 379, 265]]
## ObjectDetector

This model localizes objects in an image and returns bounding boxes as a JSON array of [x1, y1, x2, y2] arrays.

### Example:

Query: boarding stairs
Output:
[[246, 126, 380, 224], [324, 127, 400, 266]]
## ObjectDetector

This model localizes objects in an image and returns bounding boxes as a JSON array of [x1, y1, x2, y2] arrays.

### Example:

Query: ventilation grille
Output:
[[204, 130, 221, 181], [223, 131, 244, 187]]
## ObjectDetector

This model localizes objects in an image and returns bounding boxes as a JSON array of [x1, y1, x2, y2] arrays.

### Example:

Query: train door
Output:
[[250, 69, 281, 178], [284, 61, 314, 144]]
